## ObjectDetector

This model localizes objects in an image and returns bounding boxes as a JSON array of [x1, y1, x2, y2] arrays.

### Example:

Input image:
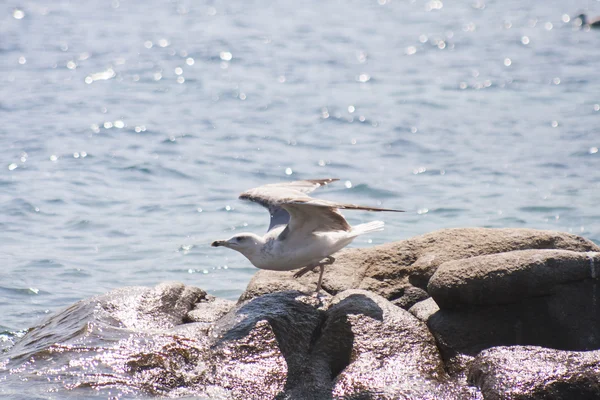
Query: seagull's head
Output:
[[211, 233, 264, 255]]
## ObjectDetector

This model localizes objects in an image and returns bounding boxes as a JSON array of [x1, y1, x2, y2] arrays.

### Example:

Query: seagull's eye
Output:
[[236, 237, 244, 242]]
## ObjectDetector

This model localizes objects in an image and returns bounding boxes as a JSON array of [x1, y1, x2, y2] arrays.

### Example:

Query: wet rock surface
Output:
[[4, 228, 600, 399], [469, 346, 600, 400]]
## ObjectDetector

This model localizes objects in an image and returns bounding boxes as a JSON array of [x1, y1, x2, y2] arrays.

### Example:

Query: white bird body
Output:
[[211, 179, 402, 292]]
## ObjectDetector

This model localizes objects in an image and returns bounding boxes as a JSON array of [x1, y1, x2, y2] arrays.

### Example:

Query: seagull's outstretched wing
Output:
[[239, 179, 338, 231], [239, 178, 403, 233]]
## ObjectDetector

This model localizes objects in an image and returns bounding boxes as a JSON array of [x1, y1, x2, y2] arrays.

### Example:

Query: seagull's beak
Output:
[[211, 240, 228, 247]]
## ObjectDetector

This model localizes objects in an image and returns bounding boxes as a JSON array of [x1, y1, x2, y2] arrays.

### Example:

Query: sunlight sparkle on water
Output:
[[85, 68, 115, 84], [13, 9, 25, 19], [285, 168, 293, 175], [8, 163, 17, 171], [590, 147, 599, 154], [220, 52, 233, 61]]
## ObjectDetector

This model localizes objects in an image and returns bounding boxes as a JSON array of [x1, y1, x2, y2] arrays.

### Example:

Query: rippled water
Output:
[[1, 0, 600, 396]]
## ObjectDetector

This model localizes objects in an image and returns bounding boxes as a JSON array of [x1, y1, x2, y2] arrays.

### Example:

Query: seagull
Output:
[[211, 179, 403, 293]]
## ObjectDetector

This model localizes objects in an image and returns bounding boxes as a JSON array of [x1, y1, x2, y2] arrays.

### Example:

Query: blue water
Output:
[[1, 0, 599, 376]]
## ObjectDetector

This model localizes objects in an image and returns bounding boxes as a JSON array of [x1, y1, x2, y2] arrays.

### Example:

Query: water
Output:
[[1, 0, 600, 396]]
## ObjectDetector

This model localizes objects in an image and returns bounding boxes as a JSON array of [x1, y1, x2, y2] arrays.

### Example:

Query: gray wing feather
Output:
[[239, 178, 403, 233], [239, 179, 339, 232]]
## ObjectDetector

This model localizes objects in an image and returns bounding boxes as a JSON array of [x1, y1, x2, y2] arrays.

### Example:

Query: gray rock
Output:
[[428, 249, 600, 309], [469, 346, 600, 400], [409, 297, 440, 322], [185, 296, 236, 323], [327, 290, 477, 400], [421, 250, 600, 361], [241, 228, 600, 307], [9, 281, 206, 360]]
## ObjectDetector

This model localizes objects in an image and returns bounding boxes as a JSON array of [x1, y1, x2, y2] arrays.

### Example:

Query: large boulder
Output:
[[421, 250, 600, 359], [469, 346, 600, 399], [241, 228, 600, 308], [428, 249, 600, 308]]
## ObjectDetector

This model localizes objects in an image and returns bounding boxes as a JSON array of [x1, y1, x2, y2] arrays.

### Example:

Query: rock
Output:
[[326, 290, 476, 400], [428, 250, 600, 309], [421, 250, 600, 361], [9, 281, 206, 360], [185, 296, 236, 323], [469, 346, 600, 400], [409, 297, 440, 322], [241, 228, 600, 307]]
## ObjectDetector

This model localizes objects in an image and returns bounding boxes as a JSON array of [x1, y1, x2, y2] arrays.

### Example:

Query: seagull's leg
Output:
[[293, 264, 318, 278], [315, 264, 325, 294]]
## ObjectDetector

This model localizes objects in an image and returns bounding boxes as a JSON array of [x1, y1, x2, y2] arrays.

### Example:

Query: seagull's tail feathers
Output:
[[350, 220, 385, 237]]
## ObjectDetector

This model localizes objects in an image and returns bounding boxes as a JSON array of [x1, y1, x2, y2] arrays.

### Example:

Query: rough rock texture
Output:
[[429, 249, 600, 308], [327, 290, 476, 400], [469, 346, 600, 400], [241, 228, 600, 308], [421, 250, 600, 359]]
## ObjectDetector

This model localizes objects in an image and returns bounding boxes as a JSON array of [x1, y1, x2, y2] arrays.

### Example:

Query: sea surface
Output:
[[1, 0, 600, 398]]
